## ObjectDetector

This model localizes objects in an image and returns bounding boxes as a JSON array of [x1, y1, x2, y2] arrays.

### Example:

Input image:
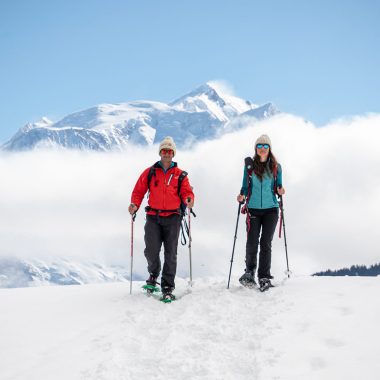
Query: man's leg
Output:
[[144, 215, 163, 278], [161, 214, 181, 289]]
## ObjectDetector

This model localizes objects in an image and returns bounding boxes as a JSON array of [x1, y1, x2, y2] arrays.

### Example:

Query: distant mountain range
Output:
[[0, 257, 138, 288], [2, 82, 278, 151]]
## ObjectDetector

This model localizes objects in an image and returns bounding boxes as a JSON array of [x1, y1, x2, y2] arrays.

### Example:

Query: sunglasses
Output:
[[161, 149, 174, 155], [256, 144, 270, 149]]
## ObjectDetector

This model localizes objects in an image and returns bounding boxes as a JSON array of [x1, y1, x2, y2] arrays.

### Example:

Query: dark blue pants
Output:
[[144, 214, 181, 289], [245, 208, 279, 280]]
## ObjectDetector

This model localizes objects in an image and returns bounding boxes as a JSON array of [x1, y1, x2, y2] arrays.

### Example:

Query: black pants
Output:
[[144, 214, 181, 289], [245, 208, 279, 280]]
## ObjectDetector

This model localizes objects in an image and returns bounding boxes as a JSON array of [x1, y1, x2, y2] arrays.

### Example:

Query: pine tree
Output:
[[313, 263, 380, 276]]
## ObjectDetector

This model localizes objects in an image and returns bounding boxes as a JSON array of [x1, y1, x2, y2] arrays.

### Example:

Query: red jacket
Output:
[[131, 162, 194, 217]]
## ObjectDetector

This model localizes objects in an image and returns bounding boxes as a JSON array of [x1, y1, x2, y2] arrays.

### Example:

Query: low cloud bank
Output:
[[1, 113, 379, 280]]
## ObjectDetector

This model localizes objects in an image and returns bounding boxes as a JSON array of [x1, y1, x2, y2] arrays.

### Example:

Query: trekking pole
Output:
[[130, 212, 136, 294], [227, 193, 245, 289], [187, 197, 196, 287], [278, 190, 290, 278]]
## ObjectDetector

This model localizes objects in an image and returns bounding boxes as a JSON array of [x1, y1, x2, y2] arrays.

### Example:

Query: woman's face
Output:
[[256, 143, 270, 161]]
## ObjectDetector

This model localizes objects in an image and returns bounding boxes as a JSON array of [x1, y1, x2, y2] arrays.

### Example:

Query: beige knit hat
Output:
[[255, 134, 271, 148], [158, 136, 176, 156]]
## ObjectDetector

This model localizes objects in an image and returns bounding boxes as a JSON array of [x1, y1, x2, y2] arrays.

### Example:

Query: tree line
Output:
[[313, 263, 380, 276]]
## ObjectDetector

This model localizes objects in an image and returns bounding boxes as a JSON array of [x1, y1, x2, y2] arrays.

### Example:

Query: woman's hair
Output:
[[253, 150, 278, 180]]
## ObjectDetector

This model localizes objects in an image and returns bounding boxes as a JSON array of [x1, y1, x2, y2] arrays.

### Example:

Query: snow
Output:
[[206, 81, 258, 114], [2, 82, 276, 152], [170, 82, 255, 120], [1, 276, 379, 380], [0, 257, 132, 288]]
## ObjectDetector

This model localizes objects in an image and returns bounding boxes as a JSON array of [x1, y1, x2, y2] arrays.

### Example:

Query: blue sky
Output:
[[0, 0, 379, 143]]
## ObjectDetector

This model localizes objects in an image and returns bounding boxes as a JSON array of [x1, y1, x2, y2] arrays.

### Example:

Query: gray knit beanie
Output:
[[158, 136, 176, 156], [255, 134, 271, 148]]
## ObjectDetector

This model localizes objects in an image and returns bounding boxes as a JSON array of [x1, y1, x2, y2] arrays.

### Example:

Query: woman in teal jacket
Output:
[[237, 134, 285, 291]]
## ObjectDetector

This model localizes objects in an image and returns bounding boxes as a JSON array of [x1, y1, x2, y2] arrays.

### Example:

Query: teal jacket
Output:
[[241, 162, 282, 209]]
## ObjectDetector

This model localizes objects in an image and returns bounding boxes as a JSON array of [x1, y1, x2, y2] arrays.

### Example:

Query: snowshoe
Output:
[[160, 286, 176, 303], [239, 271, 256, 289], [142, 275, 160, 294], [259, 278, 274, 292], [160, 293, 176, 303], [142, 284, 160, 294]]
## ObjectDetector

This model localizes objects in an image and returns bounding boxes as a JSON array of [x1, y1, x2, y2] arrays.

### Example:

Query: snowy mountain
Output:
[[0, 257, 135, 288], [2, 82, 278, 151], [1, 276, 379, 379]]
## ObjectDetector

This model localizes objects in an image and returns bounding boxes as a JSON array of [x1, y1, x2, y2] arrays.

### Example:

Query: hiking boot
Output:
[[144, 274, 160, 293], [161, 286, 175, 301], [259, 278, 274, 292], [239, 271, 256, 288], [146, 274, 159, 286], [161, 286, 174, 295], [161, 293, 175, 301]]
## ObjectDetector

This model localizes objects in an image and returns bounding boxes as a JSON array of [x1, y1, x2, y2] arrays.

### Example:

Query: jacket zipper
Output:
[[163, 171, 167, 209], [163, 168, 173, 210]]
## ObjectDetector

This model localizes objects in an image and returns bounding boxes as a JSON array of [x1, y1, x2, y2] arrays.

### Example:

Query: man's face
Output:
[[160, 149, 174, 163]]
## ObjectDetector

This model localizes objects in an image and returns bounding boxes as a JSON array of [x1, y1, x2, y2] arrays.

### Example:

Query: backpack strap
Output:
[[177, 171, 188, 197], [147, 165, 156, 192], [272, 163, 278, 195], [241, 157, 254, 232], [243, 157, 254, 205]]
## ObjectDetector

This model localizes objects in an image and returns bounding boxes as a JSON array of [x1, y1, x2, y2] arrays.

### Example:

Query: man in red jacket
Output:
[[128, 136, 194, 299]]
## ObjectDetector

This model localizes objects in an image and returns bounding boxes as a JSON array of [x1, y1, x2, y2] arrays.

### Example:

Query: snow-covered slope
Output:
[[169, 82, 256, 120], [0, 258, 133, 288], [0, 276, 379, 380], [2, 82, 278, 151]]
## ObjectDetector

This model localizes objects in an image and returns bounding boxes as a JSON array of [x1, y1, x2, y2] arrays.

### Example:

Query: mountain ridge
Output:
[[0, 257, 134, 288], [2, 82, 279, 152]]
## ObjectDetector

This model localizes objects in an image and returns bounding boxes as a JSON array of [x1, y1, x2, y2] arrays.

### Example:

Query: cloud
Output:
[[0, 113, 379, 281], [207, 79, 236, 97]]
